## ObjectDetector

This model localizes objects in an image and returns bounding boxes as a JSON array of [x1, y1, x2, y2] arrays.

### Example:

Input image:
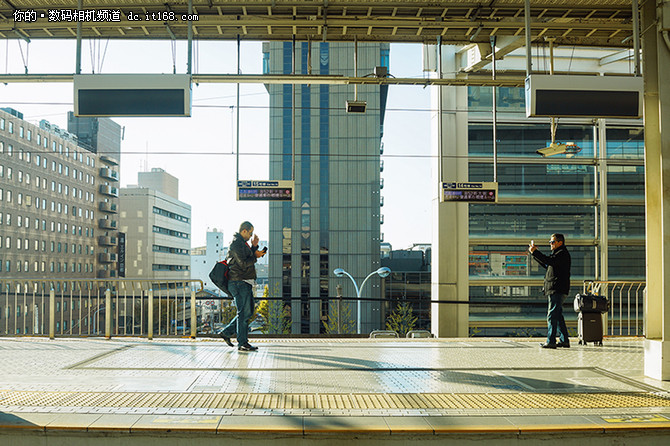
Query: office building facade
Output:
[[191, 229, 226, 295], [263, 41, 389, 334], [119, 169, 191, 280], [0, 108, 121, 281]]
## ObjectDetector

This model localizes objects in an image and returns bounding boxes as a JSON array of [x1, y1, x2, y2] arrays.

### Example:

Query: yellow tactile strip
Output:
[[0, 390, 669, 410]]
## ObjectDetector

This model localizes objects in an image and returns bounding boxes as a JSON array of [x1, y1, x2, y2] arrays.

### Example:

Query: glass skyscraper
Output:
[[263, 41, 389, 334]]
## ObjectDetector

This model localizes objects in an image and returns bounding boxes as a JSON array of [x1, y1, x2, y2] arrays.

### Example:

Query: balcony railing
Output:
[[99, 185, 119, 197], [0, 278, 203, 339], [98, 202, 118, 213], [99, 167, 119, 182], [98, 236, 118, 246], [98, 219, 118, 230], [99, 155, 119, 166], [96, 269, 117, 279], [98, 253, 118, 263]]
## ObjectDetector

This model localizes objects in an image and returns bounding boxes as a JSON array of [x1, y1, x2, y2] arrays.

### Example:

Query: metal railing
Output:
[[583, 280, 646, 336], [0, 278, 203, 339]]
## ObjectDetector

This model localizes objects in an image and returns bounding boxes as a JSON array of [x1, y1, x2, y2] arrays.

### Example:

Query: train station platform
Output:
[[0, 336, 669, 445]]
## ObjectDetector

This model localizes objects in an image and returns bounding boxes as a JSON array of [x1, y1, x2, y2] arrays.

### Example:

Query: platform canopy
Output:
[[1, 0, 636, 47]]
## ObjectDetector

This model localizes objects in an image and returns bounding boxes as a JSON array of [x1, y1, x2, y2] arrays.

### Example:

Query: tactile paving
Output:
[[0, 390, 668, 410]]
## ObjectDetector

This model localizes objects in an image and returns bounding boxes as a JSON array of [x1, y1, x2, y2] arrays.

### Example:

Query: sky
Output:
[[1, 39, 434, 250]]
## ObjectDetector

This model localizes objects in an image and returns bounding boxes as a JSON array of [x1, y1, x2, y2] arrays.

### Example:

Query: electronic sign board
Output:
[[237, 180, 294, 201], [441, 182, 498, 203], [74, 74, 192, 117]]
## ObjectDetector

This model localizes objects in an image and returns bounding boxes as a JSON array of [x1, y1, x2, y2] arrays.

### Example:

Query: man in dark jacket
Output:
[[529, 233, 571, 349], [218, 221, 266, 351]]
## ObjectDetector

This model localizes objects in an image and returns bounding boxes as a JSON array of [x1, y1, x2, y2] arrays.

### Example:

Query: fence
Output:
[[0, 278, 203, 339], [583, 280, 646, 336]]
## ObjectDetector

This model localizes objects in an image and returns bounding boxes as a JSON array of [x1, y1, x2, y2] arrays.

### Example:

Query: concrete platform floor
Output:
[[0, 336, 669, 445]]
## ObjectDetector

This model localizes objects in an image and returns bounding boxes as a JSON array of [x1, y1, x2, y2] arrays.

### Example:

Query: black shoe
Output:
[[218, 332, 234, 347], [556, 342, 571, 348], [540, 343, 557, 349], [238, 343, 258, 352]]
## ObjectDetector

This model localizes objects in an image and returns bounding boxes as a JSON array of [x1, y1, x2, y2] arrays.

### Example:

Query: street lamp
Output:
[[333, 266, 392, 334]]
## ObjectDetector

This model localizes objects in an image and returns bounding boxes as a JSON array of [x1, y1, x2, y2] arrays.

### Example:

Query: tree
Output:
[[256, 284, 292, 334], [219, 302, 237, 326], [386, 302, 417, 337], [323, 299, 356, 334]]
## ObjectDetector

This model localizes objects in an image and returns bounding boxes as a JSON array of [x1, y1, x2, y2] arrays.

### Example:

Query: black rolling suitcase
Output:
[[578, 312, 604, 346], [573, 294, 609, 313]]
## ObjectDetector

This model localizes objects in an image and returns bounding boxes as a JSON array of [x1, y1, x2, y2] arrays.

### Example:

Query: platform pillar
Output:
[[642, 0, 670, 380]]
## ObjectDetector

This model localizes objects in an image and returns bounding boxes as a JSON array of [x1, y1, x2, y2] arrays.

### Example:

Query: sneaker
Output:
[[556, 342, 571, 348], [238, 343, 258, 352], [540, 343, 557, 349], [218, 331, 234, 347]]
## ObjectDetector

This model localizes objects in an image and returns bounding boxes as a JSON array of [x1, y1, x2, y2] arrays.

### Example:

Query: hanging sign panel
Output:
[[237, 180, 294, 201], [441, 182, 498, 203]]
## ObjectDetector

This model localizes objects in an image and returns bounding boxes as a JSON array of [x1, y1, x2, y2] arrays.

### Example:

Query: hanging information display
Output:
[[441, 182, 498, 203], [237, 180, 295, 201]]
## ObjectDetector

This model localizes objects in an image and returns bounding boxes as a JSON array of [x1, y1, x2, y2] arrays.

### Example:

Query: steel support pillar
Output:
[[431, 46, 469, 338], [642, 0, 670, 380]]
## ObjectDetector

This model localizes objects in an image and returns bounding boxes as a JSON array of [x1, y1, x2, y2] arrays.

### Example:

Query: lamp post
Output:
[[333, 266, 391, 334]]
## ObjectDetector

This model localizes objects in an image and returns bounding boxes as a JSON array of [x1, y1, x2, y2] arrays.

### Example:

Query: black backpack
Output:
[[209, 259, 231, 295]]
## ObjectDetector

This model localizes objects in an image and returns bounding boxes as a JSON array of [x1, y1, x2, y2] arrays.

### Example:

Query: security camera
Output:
[[536, 142, 581, 158]]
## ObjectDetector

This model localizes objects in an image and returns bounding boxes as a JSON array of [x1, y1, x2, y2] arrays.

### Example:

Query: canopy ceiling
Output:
[[0, 0, 636, 48]]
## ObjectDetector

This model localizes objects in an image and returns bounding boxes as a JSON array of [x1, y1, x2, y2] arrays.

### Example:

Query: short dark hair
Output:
[[239, 221, 254, 232], [552, 233, 565, 244]]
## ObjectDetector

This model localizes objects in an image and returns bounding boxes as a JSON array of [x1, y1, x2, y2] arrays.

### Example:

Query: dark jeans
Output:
[[546, 293, 569, 345], [221, 281, 254, 346]]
